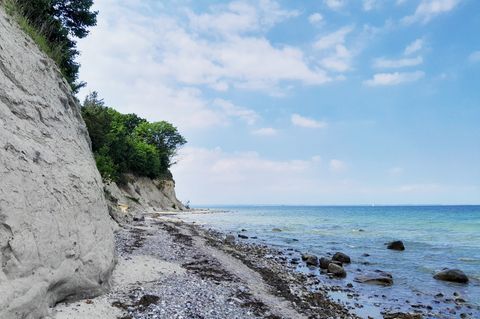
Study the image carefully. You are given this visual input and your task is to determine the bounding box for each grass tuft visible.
[2,0,65,71]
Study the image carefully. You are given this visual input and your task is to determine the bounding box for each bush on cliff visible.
[3,0,97,92]
[81,92,186,182]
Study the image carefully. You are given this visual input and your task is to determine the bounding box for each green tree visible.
[134,121,187,169]
[8,0,98,91]
[80,92,186,182]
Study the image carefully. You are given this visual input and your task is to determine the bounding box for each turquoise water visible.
[182,206,480,318]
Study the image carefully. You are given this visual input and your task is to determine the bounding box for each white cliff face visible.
[105,174,186,223]
[0,8,115,319]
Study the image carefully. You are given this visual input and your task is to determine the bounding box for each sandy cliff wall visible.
[0,8,115,319]
[105,174,186,223]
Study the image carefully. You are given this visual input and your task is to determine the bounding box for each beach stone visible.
[434,269,469,283]
[387,240,405,251]
[224,235,236,245]
[383,313,422,319]
[332,252,351,264]
[238,234,249,239]
[133,214,145,222]
[319,257,331,269]
[354,271,393,286]
[328,263,347,278]
[301,254,319,267]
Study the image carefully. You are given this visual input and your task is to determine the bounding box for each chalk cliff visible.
[0,7,115,319]
[105,174,186,224]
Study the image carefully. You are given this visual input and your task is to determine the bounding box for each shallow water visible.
[182,205,480,318]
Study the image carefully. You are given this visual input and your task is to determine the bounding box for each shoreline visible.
[49,210,476,319]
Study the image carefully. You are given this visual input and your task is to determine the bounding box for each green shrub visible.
[81,92,186,182]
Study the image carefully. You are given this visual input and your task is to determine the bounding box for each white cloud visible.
[324,0,346,10]
[468,51,480,63]
[396,0,408,5]
[187,0,299,36]
[404,38,424,55]
[291,114,327,128]
[251,127,278,136]
[388,167,404,176]
[329,159,347,172]
[373,56,423,68]
[171,147,328,204]
[396,183,442,193]
[363,0,379,11]
[403,0,460,24]
[314,26,355,72]
[314,26,353,51]
[213,99,259,125]
[308,13,324,25]
[77,0,334,130]
[364,71,425,86]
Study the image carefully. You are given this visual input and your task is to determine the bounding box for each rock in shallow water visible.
[332,252,351,264]
[433,269,469,283]
[354,271,393,286]
[319,257,331,269]
[387,240,405,251]
[328,263,347,278]
[301,254,318,267]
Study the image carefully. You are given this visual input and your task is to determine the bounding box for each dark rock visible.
[301,254,319,267]
[383,313,422,319]
[354,271,393,286]
[238,234,249,239]
[387,240,405,251]
[271,228,282,232]
[240,228,247,232]
[319,257,331,269]
[133,215,145,222]
[332,252,351,264]
[328,263,346,278]
[433,269,469,283]
[362,253,370,257]
[291,258,300,265]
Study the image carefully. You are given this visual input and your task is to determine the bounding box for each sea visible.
[181,205,480,319]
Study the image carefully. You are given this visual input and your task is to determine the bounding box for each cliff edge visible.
[0,7,115,319]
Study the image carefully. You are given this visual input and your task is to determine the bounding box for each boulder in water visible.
[387,240,405,251]
[332,252,351,264]
[328,263,347,278]
[433,269,469,283]
[354,271,393,286]
[319,257,331,269]
[301,254,318,267]
[271,228,282,232]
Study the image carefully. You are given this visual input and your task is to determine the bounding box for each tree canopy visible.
[81,92,187,182]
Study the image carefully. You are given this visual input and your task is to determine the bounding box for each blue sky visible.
[78,0,480,205]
